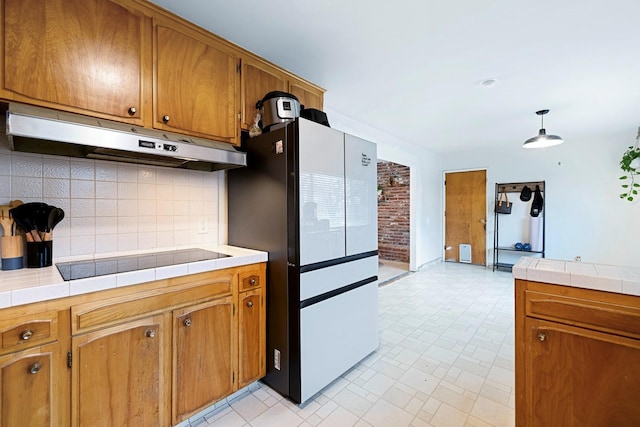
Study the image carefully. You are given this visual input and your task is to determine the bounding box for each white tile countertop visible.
[0,245,267,308]
[512,257,640,297]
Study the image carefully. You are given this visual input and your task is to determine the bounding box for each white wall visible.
[441,131,640,267]
[325,108,444,270]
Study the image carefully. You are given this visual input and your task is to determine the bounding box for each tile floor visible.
[181,261,515,427]
[378,259,411,285]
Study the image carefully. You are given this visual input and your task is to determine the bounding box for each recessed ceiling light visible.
[480,78,498,87]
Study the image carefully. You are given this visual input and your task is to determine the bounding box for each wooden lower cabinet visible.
[173,298,234,424]
[0,343,60,427]
[238,289,265,388]
[0,264,265,426]
[516,279,640,426]
[0,308,69,427]
[524,318,640,426]
[72,315,169,427]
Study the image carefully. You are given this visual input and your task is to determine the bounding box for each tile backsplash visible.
[0,140,223,259]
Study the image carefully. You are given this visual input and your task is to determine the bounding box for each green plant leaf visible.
[622,184,629,188]
[629,196,634,201]
[620,176,629,179]
[633,190,638,195]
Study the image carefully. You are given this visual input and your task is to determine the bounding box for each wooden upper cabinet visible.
[288,78,324,111]
[154,22,240,144]
[240,57,287,130]
[2,0,148,124]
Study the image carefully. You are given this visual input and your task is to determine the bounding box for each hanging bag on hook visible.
[495,189,512,214]
[530,185,543,217]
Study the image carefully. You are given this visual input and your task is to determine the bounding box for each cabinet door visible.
[72,316,167,427]
[0,344,60,427]
[173,297,234,424]
[155,23,239,144]
[288,78,324,111]
[241,57,287,130]
[238,290,265,388]
[526,318,640,426]
[3,0,147,123]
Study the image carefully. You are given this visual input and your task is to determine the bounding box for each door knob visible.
[184,318,192,327]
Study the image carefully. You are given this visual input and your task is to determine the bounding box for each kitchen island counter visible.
[0,244,267,308]
[514,258,640,425]
[512,256,640,297]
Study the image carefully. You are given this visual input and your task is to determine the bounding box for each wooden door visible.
[0,345,57,427]
[3,0,147,123]
[444,170,486,265]
[238,290,265,388]
[525,318,640,426]
[72,316,167,427]
[288,78,324,111]
[173,297,234,424]
[241,58,287,130]
[155,23,239,144]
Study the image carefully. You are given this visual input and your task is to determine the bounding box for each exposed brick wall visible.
[377,161,410,263]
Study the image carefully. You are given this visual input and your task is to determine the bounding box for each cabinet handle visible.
[162,115,170,123]
[146,329,156,338]
[128,106,137,116]
[537,332,547,342]
[249,278,257,286]
[184,318,192,327]
[20,330,33,341]
[246,301,253,308]
[29,362,41,374]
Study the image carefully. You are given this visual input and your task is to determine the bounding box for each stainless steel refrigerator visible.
[228,118,379,404]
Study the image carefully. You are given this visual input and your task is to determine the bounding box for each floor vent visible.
[459,244,472,263]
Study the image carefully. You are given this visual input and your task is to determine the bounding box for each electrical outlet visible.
[274,349,281,370]
[198,217,208,234]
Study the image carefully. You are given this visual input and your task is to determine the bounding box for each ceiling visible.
[149,0,640,154]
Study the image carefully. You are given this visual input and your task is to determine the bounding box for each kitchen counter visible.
[512,257,640,297]
[0,244,267,308]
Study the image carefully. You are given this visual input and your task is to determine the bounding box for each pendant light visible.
[523,109,564,148]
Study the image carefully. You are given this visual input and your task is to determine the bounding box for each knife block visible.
[1,235,24,270]
[26,240,52,268]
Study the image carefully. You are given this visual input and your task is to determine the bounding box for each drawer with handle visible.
[240,272,262,292]
[0,310,59,354]
[525,289,640,340]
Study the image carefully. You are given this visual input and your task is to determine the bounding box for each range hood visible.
[5,103,246,171]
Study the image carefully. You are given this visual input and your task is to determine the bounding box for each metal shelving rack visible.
[493,181,545,271]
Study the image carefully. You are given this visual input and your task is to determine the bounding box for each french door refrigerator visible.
[228,118,379,404]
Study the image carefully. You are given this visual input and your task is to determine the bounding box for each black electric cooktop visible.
[56,248,230,281]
